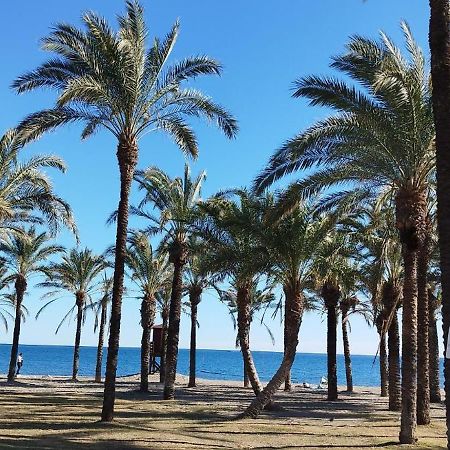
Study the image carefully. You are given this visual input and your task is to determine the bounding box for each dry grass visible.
[0,374,446,449]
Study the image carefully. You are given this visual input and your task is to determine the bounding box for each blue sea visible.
[0,344,443,387]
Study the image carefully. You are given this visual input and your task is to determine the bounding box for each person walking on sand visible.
[17,353,23,375]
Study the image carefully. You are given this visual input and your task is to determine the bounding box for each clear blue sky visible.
[0,0,438,356]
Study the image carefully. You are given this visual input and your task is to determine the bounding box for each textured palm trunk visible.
[382,282,401,410]
[140,294,155,392]
[159,309,169,384]
[102,135,138,422]
[417,227,431,425]
[164,241,187,400]
[388,311,401,410]
[243,361,249,387]
[399,246,418,443]
[7,275,27,382]
[396,188,426,444]
[341,306,353,393]
[188,288,201,388]
[95,300,107,383]
[237,284,263,396]
[241,283,303,418]
[379,332,389,398]
[428,290,441,403]
[429,1,450,445]
[72,292,85,381]
[284,306,292,392]
[323,283,340,401]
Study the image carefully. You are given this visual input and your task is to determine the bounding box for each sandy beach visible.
[0,373,445,449]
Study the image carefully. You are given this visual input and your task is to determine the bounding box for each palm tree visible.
[183,239,218,388]
[339,294,369,393]
[241,204,333,417]
[156,285,171,383]
[13,1,237,421]
[356,204,403,410]
[429,1,450,443]
[135,164,207,399]
[199,190,270,397]
[90,273,113,383]
[254,25,433,443]
[124,231,171,392]
[38,248,106,380]
[313,237,358,402]
[218,280,276,388]
[0,130,76,239]
[2,228,63,381]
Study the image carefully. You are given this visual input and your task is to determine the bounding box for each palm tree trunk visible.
[188,288,201,388]
[164,242,187,400]
[327,303,338,401]
[382,281,401,409]
[388,311,401,411]
[429,1,450,444]
[72,294,84,381]
[95,301,107,383]
[237,284,263,396]
[428,290,441,403]
[284,305,292,392]
[7,275,26,382]
[417,229,431,425]
[102,136,138,422]
[399,243,419,444]
[322,283,340,401]
[140,296,151,392]
[379,332,388,398]
[240,284,303,418]
[160,309,169,384]
[341,307,353,393]
[396,187,427,444]
[243,363,250,388]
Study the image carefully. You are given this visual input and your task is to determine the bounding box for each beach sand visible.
[0,373,446,449]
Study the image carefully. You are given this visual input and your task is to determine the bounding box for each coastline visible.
[0,372,446,449]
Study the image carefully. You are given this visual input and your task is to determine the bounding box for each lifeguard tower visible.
[149,324,163,374]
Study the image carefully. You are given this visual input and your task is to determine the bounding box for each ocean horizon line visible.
[0,342,382,359]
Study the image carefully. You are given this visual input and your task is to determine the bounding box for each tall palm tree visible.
[219,280,276,388]
[313,237,358,402]
[199,190,270,397]
[2,228,63,381]
[183,239,218,388]
[241,204,333,417]
[254,25,433,443]
[339,294,370,393]
[124,231,171,392]
[37,248,106,380]
[135,164,207,399]
[156,285,171,384]
[13,1,237,420]
[356,204,403,410]
[89,273,113,383]
[429,1,450,443]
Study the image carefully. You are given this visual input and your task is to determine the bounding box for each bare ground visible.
[0,374,446,449]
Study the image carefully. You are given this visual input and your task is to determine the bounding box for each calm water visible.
[0,344,443,387]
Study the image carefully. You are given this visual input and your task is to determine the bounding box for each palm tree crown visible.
[13,0,238,152]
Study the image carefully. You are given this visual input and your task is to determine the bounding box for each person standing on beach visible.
[16,353,23,375]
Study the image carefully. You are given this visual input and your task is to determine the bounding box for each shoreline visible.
[2,373,445,397]
[0,373,446,449]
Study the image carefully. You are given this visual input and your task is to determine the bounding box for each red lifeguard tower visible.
[149,324,163,374]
